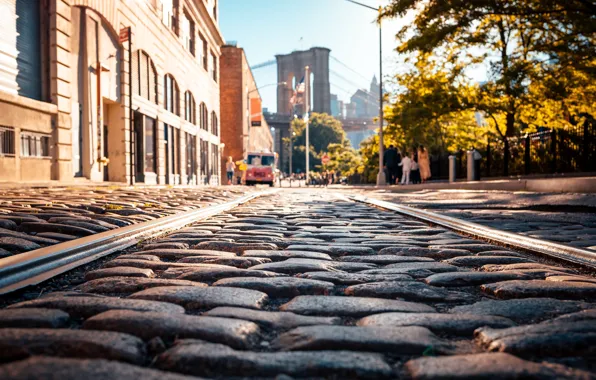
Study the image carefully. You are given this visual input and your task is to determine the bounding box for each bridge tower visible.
[276,47,331,115]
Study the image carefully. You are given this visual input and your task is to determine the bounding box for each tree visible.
[285,113,356,174]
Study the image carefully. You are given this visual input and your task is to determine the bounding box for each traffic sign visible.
[321,154,330,164]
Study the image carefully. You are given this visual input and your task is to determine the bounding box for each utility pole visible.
[305,65,310,185]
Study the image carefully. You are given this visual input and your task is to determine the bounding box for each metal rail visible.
[0,190,273,295]
[348,194,596,269]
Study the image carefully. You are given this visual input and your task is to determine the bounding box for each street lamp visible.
[346,0,386,186]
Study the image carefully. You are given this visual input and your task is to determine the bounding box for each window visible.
[199,103,208,131]
[186,132,197,182]
[20,132,50,157]
[211,111,218,136]
[180,10,195,55]
[133,51,158,104]
[161,0,177,33]
[210,143,218,175]
[213,0,218,21]
[200,138,208,177]
[164,74,180,115]
[201,35,208,70]
[211,52,217,81]
[184,91,196,124]
[145,116,157,173]
[0,127,15,156]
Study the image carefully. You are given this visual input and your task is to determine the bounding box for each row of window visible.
[133,51,219,136]
[158,0,218,82]
[0,127,50,158]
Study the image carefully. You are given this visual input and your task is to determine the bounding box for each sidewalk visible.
[331,176,596,194]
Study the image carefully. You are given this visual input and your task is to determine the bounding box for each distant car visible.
[245,151,278,186]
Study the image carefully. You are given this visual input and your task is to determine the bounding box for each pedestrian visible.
[410,151,420,184]
[398,154,412,185]
[418,145,431,183]
[226,156,236,185]
[472,147,482,180]
[383,145,399,185]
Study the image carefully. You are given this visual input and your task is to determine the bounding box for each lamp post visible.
[346,0,386,186]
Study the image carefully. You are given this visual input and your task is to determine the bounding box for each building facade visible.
[220,44,273,174]
[0,0,223,184]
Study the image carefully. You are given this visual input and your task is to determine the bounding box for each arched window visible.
[184,91,196,124]
[211,111,218,136]
[164,74,180,115]
[132,50,157,103]
[199,102,208,131]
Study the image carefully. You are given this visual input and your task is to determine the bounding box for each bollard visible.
[448,155,457,183]
[467,150,475,181]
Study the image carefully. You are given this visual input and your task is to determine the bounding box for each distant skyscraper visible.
[330,94,340,117]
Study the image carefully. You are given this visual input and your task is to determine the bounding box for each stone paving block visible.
[141,242,190,250]
[379,247,472,259]
[358,312,515,336]
[424,271,530,287]
[83,310,260,349]
[359,267,436,278]
[0,357,202,380]
[36,232,78,241]
[0,328,145,364]
[84,267,156,281]
[345,281,470,302]
[18,222,96,236]
[156,340,393,378]
[129,286,268,310]
[280,295,435,317]
[551,309,596,323]
[476,321,596,357]
[76,277,205,294]
[204,307,340,329]
[545,275,596,284]
[243,249,333,261]
[116,254,162,261]
[481,280,596,299]
[0,308,70,328]
[444,255,533,267]
[450,298,591,323]
[8,295,185,318]
[104,259,237,272]
[249,258,341,274]
[0,248,11,257]
[0,236,41,252]
[475,250,527,257]
[383,261,460,273]
[194,241,277,253]
[0,228,60,244]
[340,255,435,264]
[0,219,17,230]
[403,352,595,380]
[286,245,334,254]
[481,263,576,274]
[139,249,238,260]
[161,266,284,282]
[213,277,334,297]
[272,325,453,354]
[177,256,270,268]
[297,271,414,284]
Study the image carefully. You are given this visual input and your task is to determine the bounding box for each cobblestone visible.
[345,281,470,302]
[83,310,260,349]
[0,328,145,364]
[482,280,596,299]
[212,277,334,297]
[76,277,205,295]
[280,295,435,316]
[0,308,70,328]
[204,307,340,329]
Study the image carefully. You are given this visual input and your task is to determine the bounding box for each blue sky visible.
[219,0,487,112]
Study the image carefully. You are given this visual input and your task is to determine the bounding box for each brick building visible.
[220,44,273,175]
[0,0,222,184]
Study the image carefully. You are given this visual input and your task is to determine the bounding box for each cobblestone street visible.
[0,188,595,379]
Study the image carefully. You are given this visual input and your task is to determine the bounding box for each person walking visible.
[418,145,431,183]
[383,145,399,185]
[226,156,236,185]
[472,147,482,180]
[398,154,412,185]
[410,151,420,184]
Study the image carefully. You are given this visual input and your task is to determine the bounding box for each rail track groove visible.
[0,190,273,294]
[348,193,596,270]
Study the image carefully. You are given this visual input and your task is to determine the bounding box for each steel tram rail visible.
[347,193,596,270]
[0,190,275,295]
